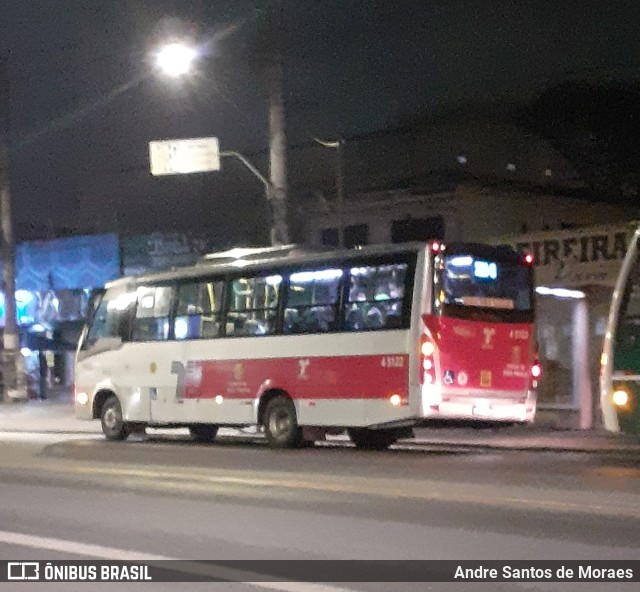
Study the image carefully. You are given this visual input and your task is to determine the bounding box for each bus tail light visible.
[420,335,436,385]
[531,356,541,386]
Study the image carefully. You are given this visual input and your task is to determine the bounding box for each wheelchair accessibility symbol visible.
[443,370,455,385]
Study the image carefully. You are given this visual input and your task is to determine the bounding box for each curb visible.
[1,427,639,454]
[405,439,640,454]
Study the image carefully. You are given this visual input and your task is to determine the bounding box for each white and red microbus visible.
[75,241,537,449]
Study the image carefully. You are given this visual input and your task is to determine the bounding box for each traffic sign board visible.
[149,137,220,176]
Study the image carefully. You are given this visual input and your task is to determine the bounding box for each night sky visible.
[1,0,638,242]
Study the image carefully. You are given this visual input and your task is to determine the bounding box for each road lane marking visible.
[0,529,172,561]
[0,432,103,443]
[7,460,640,520]
[0,529,358,592]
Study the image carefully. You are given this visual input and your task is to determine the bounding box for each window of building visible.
[321,224,369,248]
[131,286,173,341]
[345,263,408,331]
[391,217,444,243]
[175,279,224,340]
[345,224,369,248]
[226,275,282,337]
[321,228,338,247]
[284,268,343,334]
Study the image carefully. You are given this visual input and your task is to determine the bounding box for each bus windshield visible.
[435,252,533,318]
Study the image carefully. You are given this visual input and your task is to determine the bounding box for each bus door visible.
[169,278,237,424]
[129,285,182,424]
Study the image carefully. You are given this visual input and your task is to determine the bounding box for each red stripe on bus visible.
[183,354,410,400]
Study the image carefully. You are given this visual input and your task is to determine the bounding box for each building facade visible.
[302,182,634,249]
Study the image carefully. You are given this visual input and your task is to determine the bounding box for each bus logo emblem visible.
[298,359,310,380]
[458,371,468,386]
[482,328,496,349]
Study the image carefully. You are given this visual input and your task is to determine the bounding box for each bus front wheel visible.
[263,396,302,449]
[100,396,128,441]
[348,428,397,451]
[189,424,218,443]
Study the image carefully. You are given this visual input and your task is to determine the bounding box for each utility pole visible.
[0,56,27,402]
[263,0,291,246]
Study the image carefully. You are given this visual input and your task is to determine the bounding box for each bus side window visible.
[175,279,224,340]
[618,277,640,349]
[226,275,282,337]
[345,263,407,331]
[284,268,343,335]
[131,286,174,342]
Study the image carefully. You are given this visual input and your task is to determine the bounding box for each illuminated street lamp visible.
[153,32,291,246]
[155,43,198,78]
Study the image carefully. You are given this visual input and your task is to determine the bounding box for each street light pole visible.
[0,56,27,402]
[335,138,346,249]
[314,137,347,248]
[263,5,290,246]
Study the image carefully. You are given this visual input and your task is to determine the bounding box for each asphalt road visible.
[0,431,639,592]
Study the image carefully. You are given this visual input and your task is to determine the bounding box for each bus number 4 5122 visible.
[381,356,404,368]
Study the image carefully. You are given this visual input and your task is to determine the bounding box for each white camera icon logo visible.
[8,562,40,580]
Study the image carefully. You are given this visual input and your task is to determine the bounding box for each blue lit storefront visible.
[0,231,218,397]
[0,234,120,397]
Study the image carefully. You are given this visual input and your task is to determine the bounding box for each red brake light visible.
[524,253,534,265]
[431,241,441,253]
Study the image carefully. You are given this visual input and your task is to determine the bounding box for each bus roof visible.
[105,241,520,288]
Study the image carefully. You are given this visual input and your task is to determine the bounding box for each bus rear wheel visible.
[348,428,397,451]
[100,396,128,441]
[263,396,302,449]
[189,424,218,443]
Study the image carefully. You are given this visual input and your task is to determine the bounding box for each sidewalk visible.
[0,396,99,434]
[409,426,640,453]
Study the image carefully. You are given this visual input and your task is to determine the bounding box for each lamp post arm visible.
[220,150,272,194]
[313,137,341,149]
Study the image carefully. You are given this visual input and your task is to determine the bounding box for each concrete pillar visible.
[573,298,593,429]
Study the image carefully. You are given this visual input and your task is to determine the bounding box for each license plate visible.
[472,405,492,417]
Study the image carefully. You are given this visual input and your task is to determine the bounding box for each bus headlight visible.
[76,391,89,406]
[612,389,629,408]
